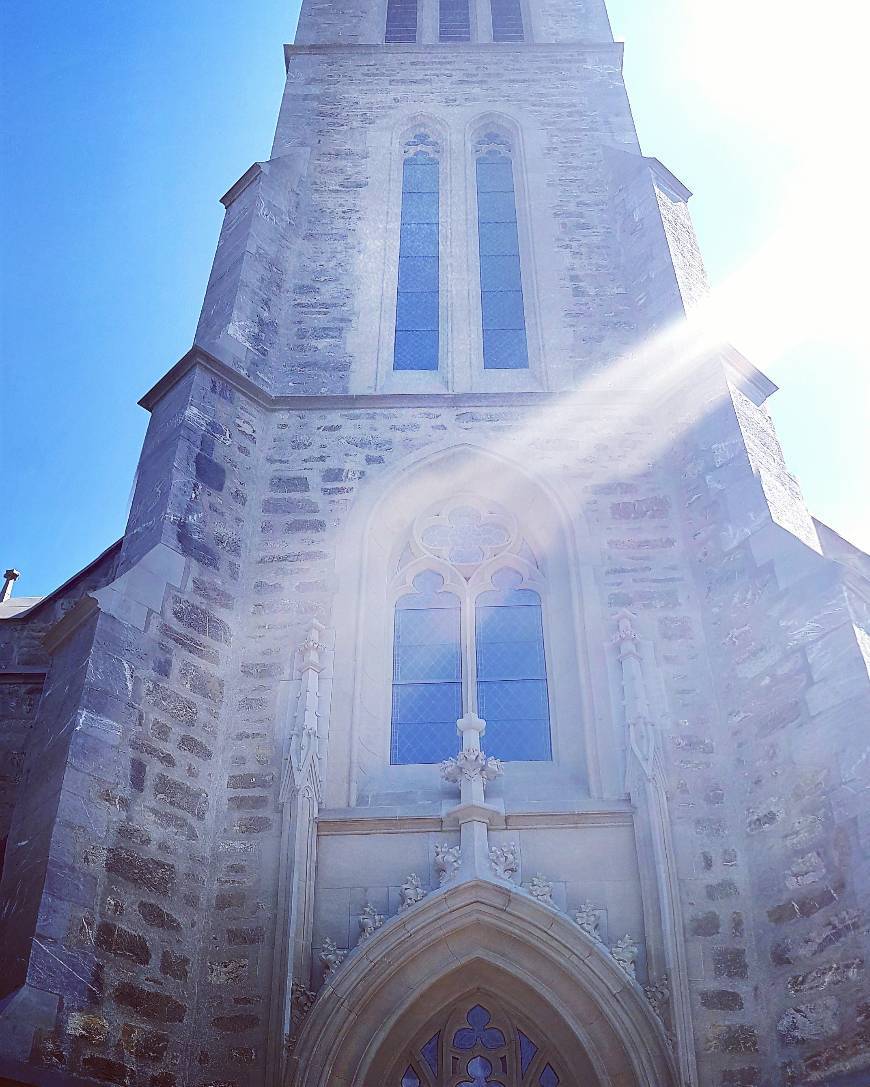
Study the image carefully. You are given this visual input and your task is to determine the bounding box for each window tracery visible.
[390,495,551,764]
[397,1000,561,1086]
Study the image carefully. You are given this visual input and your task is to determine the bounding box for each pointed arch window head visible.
[394,139,441,372]
[390,498,551,765]
[386,0,418,42]
[475,135,529,371]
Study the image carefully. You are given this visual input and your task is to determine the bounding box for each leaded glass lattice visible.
[476,148,529,369]
[386,0,418,41]
[490,0,524,41]
[395,147,439,371]
[391,571,461,764]
[475,569,551,761]
[440,0,471,40]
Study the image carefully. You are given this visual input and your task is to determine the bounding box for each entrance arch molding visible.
[286,880,676,1087]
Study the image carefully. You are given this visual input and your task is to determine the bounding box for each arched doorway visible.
[286,880,675,1087]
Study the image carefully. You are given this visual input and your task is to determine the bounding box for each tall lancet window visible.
[390,498,552,764]
[394,137,440,371]
[490,0,525,41]
[439,0,471,41]
[385,0,418,42]
[475,133,529,369]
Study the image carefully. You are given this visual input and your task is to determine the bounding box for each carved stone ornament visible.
[526,874,554,906]
[611,933,639,979]
[489,841,519,882]
[319,936,346,977]
[398,872,427,911]
[290,980,316,1030]
[435,842,461,885]
[644,972,671,1020]
[358,903,385,943]
[571,900,602,941]
[440,747,503,784]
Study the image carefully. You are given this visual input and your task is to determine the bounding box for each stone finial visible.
[398,872,427,911]
[489,841,519,882]
[526,874,554,906]
[435,843,461,885]
[1,569,20,603]
[612,934,639,978]
[319,936,346,978]
[358,903,384,943]
[572,900,602,940]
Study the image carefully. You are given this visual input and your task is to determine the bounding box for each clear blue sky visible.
[2,1,866,597]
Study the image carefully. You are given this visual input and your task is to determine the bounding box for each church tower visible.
[2,1,869,1086]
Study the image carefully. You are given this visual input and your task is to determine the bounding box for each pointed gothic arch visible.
[286,879,676,1086]
[326,441,619,810]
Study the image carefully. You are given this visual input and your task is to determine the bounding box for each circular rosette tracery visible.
[414,496,518,578]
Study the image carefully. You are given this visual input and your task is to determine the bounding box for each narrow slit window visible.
[475,568,551,760]
[490,0,524,41]
[476,145,529,370]
[385,0,418,42]
[440,0,471,41]
[391,571,462,764]
[394,147,440,371]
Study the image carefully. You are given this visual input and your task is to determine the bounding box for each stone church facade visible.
[1,0,869,1084]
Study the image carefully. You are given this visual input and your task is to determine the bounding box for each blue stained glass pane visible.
[395,643,460,682]
[440,0,470,40]
[477,640,545,679]
[479,255,522,291]
[396,606,459,642]
[399,256,439,292]
[401,191,439,223]
[476,601,542,638]
[393,329,439,370]
[396,291,439,330]
[490,0,524,40]
[518,1030,538,1076]
[476,189,518,223]
[394,681,461,722]
[481,290,525,329]
[539,1065,559,1087]
[483,329,528,369]
[401,1068,421,1087]
[386,0,417,40]
[403,162,439,192]
[478,221,520,256]
[392,711,459,764]
[453,1005,506,1050]
[421,1032,440,1076]
[475,587,551,761]
[399,222,439,256]
[476,161,515,192]
[478,679,548,720]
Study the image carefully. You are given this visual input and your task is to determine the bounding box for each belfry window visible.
[490,0,524,41]
[475,135,529,370]
[390,498,551,764]
[385,0,418,42]
[440,0,471,41]
[394,140,440,371]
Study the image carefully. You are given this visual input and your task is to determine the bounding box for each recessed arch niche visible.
[326,441,608,810]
